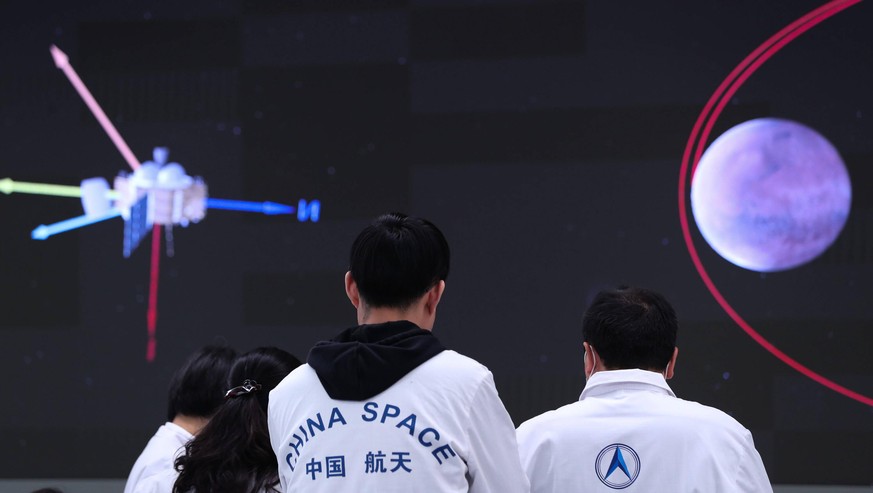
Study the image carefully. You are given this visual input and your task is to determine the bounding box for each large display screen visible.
[1,0,870,485]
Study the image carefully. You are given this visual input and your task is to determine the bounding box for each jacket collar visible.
[579,368,676,401]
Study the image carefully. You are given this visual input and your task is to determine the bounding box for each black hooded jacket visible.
[307,320,446,401]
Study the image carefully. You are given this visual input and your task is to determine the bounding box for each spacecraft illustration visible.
[1,46,321,361]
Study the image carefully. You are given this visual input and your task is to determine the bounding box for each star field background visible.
[1,0,872,484]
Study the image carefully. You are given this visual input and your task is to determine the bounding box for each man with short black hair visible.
[269,213,529,492]
[516,286,772,492]
[124,344,237,493]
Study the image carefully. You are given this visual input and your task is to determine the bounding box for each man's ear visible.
[345,271,360,309]
[665,347,679,380]
[424,280,446,315]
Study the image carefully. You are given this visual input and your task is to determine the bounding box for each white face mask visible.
[586,348,598,381]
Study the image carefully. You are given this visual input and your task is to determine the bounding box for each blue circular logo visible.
[595,443,641,489]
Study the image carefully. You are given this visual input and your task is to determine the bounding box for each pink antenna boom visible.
[50,45,141,171]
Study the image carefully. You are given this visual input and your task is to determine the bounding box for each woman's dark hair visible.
[350,212,450,309]
[173,347,302,493]
[167,345,237,422]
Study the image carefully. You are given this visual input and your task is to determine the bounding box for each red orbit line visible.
[678,0,873,407]
[679,0,859,242]
[690,0,861,175]
[681,0,859,240]
[146,224,161,362]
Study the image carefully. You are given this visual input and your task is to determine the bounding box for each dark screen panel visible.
[412,103,769,163]
[0,190,81,327]
[773,432,873,484]
[242,0,407,15]
[243,271,350,327]
[78,20,242,70]
[240,64,411,219]
[80,70,239,122]
[0,427,148,478]
[411,2,586,60]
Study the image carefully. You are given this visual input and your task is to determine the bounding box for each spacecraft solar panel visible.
[123,195,151,258]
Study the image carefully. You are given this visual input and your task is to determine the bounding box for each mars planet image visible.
[691,118,852,272]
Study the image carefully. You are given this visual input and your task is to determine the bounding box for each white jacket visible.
[517,369,772,492]
[124,422,191,493]
[269,350,529,493]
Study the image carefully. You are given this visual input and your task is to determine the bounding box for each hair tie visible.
[225,379,262,399]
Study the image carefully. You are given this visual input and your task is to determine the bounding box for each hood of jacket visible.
[307,320,445,400]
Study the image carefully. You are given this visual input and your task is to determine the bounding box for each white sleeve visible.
[464,372,530,493]
[736,435,773,493]
[516,421,557,493]
[132,470,177,493]
[267,389,289,493]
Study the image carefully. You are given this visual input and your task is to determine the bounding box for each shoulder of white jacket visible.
[431,349,492,374]
[517,400,580,430]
